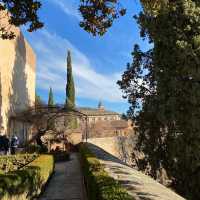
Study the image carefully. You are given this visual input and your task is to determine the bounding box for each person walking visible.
[0,127,6,155]
[3,135,10,155]
[10,135,19,155]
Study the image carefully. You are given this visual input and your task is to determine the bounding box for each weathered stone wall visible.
[87,114,120,124]
[0,12,36,139]
[87,135,137,165]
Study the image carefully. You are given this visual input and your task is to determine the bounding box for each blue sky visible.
[23,0,149,113]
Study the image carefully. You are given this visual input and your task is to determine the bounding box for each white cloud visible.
[49,0,81,20]
[27,29,124,103]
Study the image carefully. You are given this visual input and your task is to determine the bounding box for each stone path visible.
[39,152,86,200]
[87,143,185,200]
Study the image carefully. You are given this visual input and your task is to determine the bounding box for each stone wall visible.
[0,12,36,140]
[87,135,137,165]
[87,114,120,124]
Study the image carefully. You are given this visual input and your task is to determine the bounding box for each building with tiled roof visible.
[77,101,133,138]
[77,102,121,124]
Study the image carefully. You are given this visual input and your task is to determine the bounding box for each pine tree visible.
[65,50,75,109]
[48,87,54,107]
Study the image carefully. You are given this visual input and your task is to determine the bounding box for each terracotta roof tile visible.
[77,107,119,116]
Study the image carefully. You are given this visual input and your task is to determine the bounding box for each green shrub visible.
[0,155,54,200]
[25,144,48,154]
[79,144,133,200]
[0,154,38,173]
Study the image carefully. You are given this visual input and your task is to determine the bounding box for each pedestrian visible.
[3,135,10,155]
[0,127,5,155]
[11,135,19,155]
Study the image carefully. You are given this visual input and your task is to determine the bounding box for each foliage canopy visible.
[118,1,200,199]
[0,0,43,39]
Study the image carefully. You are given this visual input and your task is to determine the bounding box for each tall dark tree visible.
[79,2,200,198]
[65,50,75,109]
[48,87,54,107]
[117,1,200,199]
[47,87,55,130]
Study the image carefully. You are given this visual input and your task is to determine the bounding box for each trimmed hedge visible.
[0,154,38,173]
[79,144,133,200]
[0,155,54,200]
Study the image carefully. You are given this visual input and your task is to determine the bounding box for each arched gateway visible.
[10,104,89,149]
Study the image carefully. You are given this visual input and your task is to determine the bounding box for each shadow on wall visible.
[87,135,137,166]
[86,142,128,166]
[7,31,30,141]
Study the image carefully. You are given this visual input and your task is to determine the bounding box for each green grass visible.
[79,144,133,200]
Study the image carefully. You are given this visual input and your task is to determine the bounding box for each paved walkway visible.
[87,143,185,200]
[39,152,86,200]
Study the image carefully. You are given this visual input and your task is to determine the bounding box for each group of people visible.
[0,127,19,155]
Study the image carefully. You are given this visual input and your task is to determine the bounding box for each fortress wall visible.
[87,135,136,165]
[0,11,36,137]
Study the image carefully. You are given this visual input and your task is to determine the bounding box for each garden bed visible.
[0,154,54,200]
[0,154,38,173]
[79,144,133,200]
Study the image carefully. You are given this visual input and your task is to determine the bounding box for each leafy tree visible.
[79,0,126,36]
[48,87,54,107]
[118,1,200,199]
[79,0,164,36]
[65,50,75,109]
[79,1,200,198]
[0,0,43,39]
[0,0,159,40]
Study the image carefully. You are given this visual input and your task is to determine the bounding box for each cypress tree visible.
[35,93,44,107]
[65,50,75,108]
[48,87,54,107]
[47,87,55,130]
